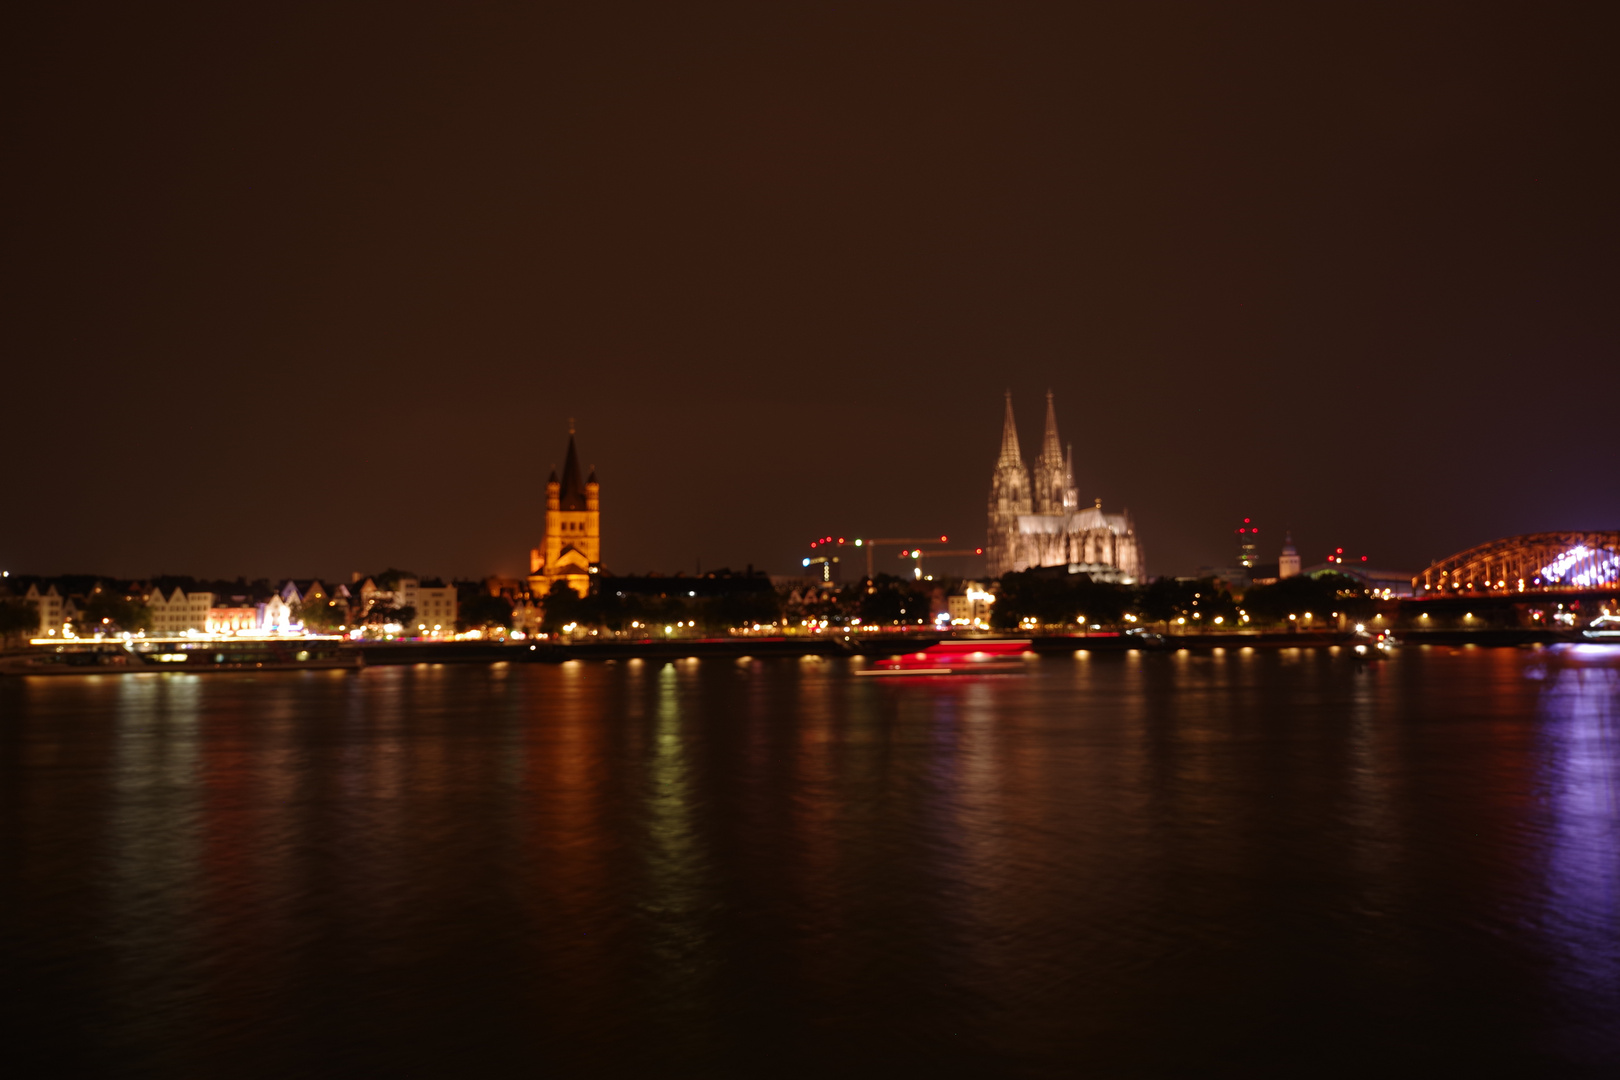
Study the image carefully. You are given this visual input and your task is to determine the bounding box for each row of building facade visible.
[16,574,459,638]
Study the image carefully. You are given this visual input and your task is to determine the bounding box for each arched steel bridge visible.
[1414,532,1620,595]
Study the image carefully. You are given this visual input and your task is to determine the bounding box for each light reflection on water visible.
[1533,652,1620,1051]
[2,647,1618,1076]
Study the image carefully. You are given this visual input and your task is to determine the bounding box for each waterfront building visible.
[529,426,601,599]
[147,587,214,635]
[409,579,458,635]
[24,584,66,637]
[986,392,1145,581]
[355,576,394,614]
[349,575,455,633]
[280,580,318,607]
[947,581,995,627]
[207,603,261,633]
[260,593,295,633]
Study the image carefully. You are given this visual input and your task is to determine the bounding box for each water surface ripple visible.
[3,646,1618,1076]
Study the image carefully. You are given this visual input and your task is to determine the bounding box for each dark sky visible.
[6,3,1617,583]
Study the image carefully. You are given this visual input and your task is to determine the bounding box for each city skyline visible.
[0,399,1606,583]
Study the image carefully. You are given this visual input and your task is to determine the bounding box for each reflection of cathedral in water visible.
[986,391,1145,581]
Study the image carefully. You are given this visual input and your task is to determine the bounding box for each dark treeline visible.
[537,571,936,635]
[990,569,1376,630]
[542,571,782,634]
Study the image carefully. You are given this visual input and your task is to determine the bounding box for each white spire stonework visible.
[986,391,1033,576]
[1032,390,1068,515]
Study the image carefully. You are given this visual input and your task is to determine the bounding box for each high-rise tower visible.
[1236,517,1258,568]
[529,425,601,599]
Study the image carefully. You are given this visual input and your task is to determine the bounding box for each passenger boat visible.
[1352,626,1396,659]
[0,636,362,675]
[857,638,1031,676]
[1583,614,1620,641]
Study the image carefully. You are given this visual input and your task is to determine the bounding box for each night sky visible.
[7,4,1616,583]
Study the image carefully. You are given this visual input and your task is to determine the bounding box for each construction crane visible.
[807,535,956,579]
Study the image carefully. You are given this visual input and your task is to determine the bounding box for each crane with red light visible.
[807,535,963,579]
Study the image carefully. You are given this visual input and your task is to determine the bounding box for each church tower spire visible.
[998,390,1023,467]
[1040,390,1063,465]
[529,424,602,600]
[987,391,1033,576]
[1031,389,1068,514]
[1063,443,1079,511]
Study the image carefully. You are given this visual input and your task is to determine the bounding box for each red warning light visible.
[940,535,948,542]
[1360,555,1368,562]
[1336,548,1344,554]
[837,537,844,544]
[975,548,983,554]
[1243,518,1251,524]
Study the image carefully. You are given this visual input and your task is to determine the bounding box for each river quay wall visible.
[351,629,1465,666]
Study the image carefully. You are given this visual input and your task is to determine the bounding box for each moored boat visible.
[1,635,362,675]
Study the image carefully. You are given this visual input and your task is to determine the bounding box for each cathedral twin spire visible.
[986,390,1144,580]
[991,389,1079,524]
[1025,390,1077,514]
[1040,390,1063,469]
[998,391,1024,468]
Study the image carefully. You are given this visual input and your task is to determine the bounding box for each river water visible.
[3,645,1618,1077]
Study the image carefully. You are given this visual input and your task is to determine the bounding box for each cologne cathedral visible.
[986,392,1145,581]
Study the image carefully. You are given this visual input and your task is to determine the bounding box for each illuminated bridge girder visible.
[1414,532,1620,596]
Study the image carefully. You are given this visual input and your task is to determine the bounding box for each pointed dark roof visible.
[558,434,587,510]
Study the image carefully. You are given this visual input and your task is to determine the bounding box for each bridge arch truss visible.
[1415,532,1620,595]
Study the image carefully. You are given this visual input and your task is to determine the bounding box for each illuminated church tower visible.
[986,392,1032,576]
[529,424,600,598]
[1031,390,1070,514]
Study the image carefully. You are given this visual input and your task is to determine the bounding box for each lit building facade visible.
[260,594,294,632]
[529,427,601,599]
[986,392,1144,581]
[147,587,214,635]
[410,582,457,635]
[1279,532,1301,579]
[24,584,66,637]
[947,582,995,627]
[207,604,260,633]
